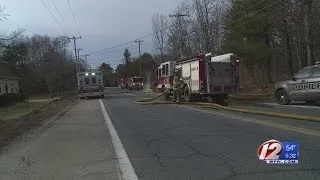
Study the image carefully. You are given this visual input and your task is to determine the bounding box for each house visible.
[0,61,19,95]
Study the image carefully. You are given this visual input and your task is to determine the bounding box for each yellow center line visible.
[182,105,320,136]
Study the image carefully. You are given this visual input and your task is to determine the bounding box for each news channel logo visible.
[257,139,298,164]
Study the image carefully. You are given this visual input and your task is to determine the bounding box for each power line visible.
[93,40,154,55]
[228,0,282,26]
[161,0,303,55]
[51,0,68,32]
[86,31,165,55]
[40,0,67,34]
[67,0,81,35]
[86,0,271,56]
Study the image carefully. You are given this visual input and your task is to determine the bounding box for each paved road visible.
[232,101,320,117]
[0,87,319,179]
[103,88,320,180]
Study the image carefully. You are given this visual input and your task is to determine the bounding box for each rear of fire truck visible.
[127,76,144,90]
[157,52,239,103]
[120,77,127,89]
[77,71,104,99]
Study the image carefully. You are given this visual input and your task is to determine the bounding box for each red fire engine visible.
[120,77,128,89]
[155,52,240,102]
[120,76,144,90]
[127,76,144,90]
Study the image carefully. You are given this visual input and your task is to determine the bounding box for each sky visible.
[0,0,183,69]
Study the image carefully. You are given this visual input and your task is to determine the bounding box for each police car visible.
[274,61,320,105]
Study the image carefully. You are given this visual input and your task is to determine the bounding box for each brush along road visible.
[134,90,320,122]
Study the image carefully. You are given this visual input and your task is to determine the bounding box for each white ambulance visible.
[77,71,104,99]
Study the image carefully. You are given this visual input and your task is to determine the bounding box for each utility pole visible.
[83,54,90,71]
[304,0,312,65]
[77,48,83,72]
[134,40,144,58]
[169,14,188,59]
[68,36,81,73]
[134,40,144,75]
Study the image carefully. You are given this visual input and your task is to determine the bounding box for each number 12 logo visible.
[257,139,283,160]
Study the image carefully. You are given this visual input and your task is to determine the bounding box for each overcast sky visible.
[0,0,182,69]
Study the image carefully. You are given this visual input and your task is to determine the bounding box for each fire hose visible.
[134,90,320,122]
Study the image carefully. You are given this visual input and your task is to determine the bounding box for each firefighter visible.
[172,69,183,103]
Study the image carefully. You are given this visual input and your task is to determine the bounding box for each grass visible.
[0,101,49,121]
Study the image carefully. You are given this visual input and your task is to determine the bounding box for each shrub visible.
[0,93,20,107]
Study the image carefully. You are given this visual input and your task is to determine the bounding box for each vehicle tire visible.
[275,89,291,105]
[183,86,192,102]
[306,101,316,105]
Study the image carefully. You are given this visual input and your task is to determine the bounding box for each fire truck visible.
[77,71,105,99]
[127,76,144,90]
[155,52,240,102]
[120,77,128,89]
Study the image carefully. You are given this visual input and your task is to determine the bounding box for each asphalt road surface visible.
[103,87,320,180]
[233,101,320,117]
[0,87,319,180]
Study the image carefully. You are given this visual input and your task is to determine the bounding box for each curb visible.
[229,94,273,100]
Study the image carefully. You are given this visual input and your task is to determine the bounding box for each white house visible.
[0,61,19,95]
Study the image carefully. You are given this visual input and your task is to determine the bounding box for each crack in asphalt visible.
[143,131,238,175]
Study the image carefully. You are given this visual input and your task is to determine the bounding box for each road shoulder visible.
[0,99,120,179]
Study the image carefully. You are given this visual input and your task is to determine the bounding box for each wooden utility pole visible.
[84,54,90,71]
[169,14,188,59]
[135,40,144,75]
[68,36,81,73]
[76,48,83,72]
[134,40,144,58]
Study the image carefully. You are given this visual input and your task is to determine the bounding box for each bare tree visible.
[0,6,8,22]
[152,13,168,62]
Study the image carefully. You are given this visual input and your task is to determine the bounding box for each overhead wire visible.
[86,40,155,57]
[160,0,303,55]
[51,0,69,34]
[67,0,81,35]
[86,0,270,55]
[40,0,67,35]
[87,0,293,67]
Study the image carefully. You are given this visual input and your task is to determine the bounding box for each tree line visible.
[98,49,158,87]
[1,34,80,97]
[0,7,83,97]
[150,0,320,90]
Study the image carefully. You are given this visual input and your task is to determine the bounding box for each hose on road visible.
[134,90,320,122]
